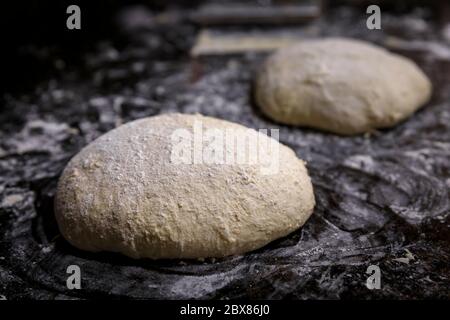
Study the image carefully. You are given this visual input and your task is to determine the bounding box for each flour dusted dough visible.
[55,113,315,259]
[255,38,432,135]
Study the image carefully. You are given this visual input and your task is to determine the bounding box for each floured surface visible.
[0,5,449,299]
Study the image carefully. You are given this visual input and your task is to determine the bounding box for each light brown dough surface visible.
[255,38,432,135]
[55,113,315,259]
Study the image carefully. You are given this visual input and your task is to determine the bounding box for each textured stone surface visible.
[0,5,449,299]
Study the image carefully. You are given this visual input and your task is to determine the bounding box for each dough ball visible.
[255,38,432,135]
[55,113,315,259]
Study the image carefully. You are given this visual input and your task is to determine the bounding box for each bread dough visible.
[254,38,432,135]
[55,113,315,259]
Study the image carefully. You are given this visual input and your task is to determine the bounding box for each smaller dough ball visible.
[255,38,432,135]
[54,113,315,259]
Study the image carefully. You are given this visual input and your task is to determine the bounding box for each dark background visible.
[0,0,449,299]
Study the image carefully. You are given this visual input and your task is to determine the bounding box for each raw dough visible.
[55,113,315,259]
[254,38,432,135]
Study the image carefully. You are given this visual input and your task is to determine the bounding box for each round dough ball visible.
[255,38,432,135]
[55,113,315,259]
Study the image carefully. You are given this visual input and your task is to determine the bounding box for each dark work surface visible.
[0,4,449,299]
